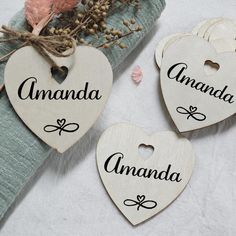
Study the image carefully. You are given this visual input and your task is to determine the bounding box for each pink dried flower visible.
[25,0,81,34]
[132,65,143,84]
[53,0,80,14]
[25,0,53,34]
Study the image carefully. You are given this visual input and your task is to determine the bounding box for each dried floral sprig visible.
[25,0,81,35]
[45,0,143,50]
[96,18,143,49]
[0,0,81,66]
[0,0,142,66]
[70,0,112,37]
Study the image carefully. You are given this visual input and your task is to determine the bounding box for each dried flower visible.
[25,0,53,35]
[132,65,143,84]
[32,0,143,51]
[96,18,142,49]
[53,0,81,14]
[25,0,52,27]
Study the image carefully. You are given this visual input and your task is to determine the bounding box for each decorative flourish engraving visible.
[44,118,79,136]
[124,195,157,211]
[176,106,206,121]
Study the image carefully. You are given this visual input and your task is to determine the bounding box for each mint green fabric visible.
[0,0,165,220]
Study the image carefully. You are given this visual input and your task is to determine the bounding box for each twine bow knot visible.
[0,25,76,68]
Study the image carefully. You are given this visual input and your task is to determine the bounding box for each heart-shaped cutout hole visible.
[51,66,69,84]
[138,144,154,160]
[204,60,220,76]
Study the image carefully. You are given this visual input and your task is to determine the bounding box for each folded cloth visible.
[0,0,165,220]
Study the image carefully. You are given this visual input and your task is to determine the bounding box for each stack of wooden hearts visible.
[156,17,236,67]
[155,17,236,132]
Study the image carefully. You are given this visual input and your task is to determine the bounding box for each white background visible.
[0,0,236,235]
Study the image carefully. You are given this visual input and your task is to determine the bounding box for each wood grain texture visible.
[155,33,191,68]
[97,123,195,225]
[5,46,113,153]
[160,35,236,132]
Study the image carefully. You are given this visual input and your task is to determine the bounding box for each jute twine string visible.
[0,25,76,69]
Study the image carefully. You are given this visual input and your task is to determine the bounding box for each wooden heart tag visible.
[96,123,195,225]
[5,46,113,153]
[160,35,236,132]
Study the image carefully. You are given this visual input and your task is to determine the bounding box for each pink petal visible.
[132,65,143,84]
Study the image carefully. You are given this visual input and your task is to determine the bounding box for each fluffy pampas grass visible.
[53,0,81,14]
[25,0,52,34]
[25,0,80,35]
